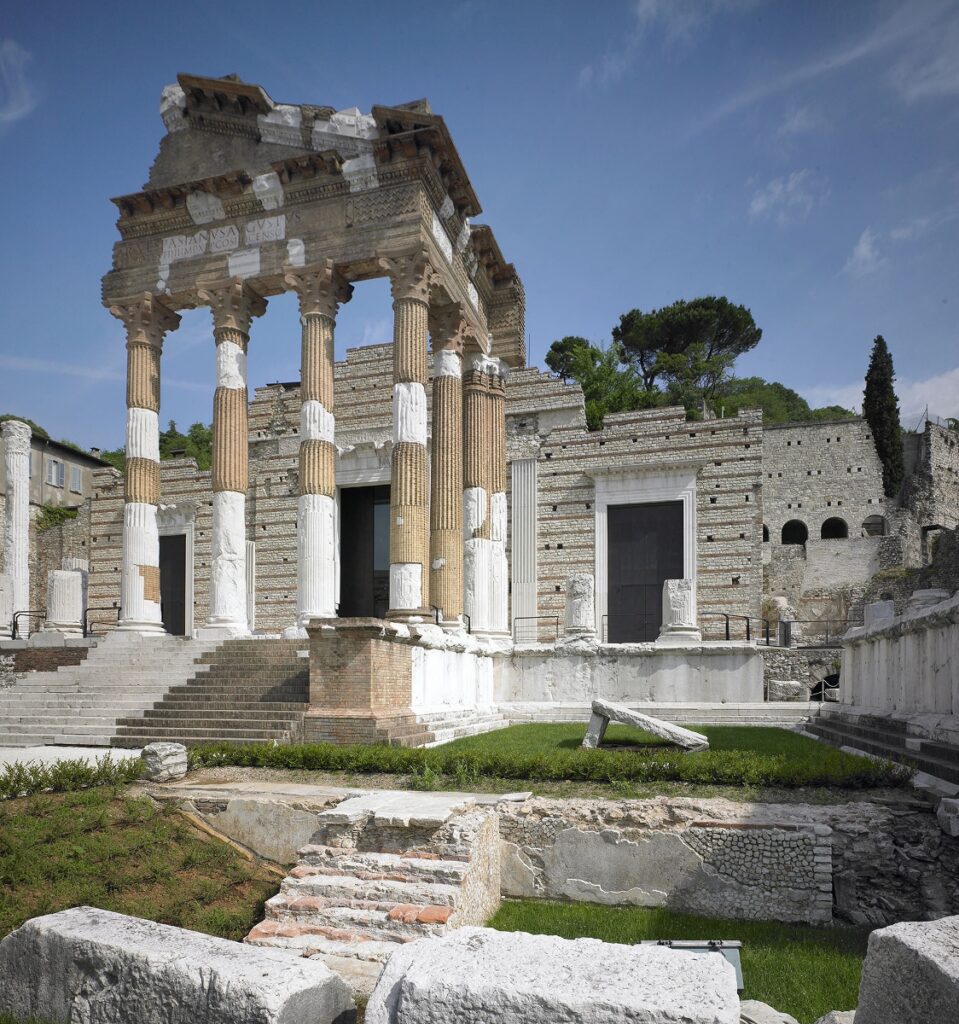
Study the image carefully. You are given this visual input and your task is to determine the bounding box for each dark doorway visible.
[607,501,684,643]
[159,534,187,636]
[339,485,391,618]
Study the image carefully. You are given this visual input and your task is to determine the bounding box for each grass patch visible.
[0,788,279,942]
[189,725,910,791]
[489,899,867,1024]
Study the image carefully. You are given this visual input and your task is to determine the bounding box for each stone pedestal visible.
[2,419,30,636]
[563,573,596,638]
[656,578,702,645]
[305,619,417,744]
[43,569,86,635]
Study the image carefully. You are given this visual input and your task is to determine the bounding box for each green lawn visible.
[490,899,867,1024]
[0,788,279,942]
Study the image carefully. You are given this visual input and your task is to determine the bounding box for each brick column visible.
[428,304,467,626]
[463,352,495,632]
[489,357,510,634]
[380,250,433,620]
[197,280,266,637]
[109,294,180,634]
[285,261,352,632]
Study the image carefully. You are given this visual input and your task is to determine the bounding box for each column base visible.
[197,622,251,640]
[283,624,309,639]
[386,607,435,625]
[116,618,166,636]
[655,627,703,646]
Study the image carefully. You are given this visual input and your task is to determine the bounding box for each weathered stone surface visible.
[936,797,959,837]
[0,907,355,1024]
[856,914,959,1024]
[811,1013,856,1024]
[140,741,188,782]
[863,599,895,629]
[740,1000,799,1024]
[583,698,709,751]
[366,926,739,1023]
[767,679,805,702]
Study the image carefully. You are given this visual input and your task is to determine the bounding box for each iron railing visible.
[83,606,120,638]
[11,610,45,640]
[513,615,561,644]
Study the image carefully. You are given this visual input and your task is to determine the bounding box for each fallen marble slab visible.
[317,790,476,827]
[0,906,355,1024]
[365,926,738,1023]
[583,698,709,751]
[855,913,959,1024]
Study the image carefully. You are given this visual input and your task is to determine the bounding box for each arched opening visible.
[862,515,886,537]
[762,525,769,543]
[781,520,808,545]
[821,517,848,540]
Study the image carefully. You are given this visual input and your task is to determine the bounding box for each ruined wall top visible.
[103,73,525,368]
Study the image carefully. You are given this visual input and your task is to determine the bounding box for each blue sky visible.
[1,0,957,450]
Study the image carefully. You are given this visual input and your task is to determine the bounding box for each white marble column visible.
[197,280,266,638]
[44,570,85,635]
[110,295,181,634]
[285,262,351,633]
[2,419,31,636]
[462,353,495,633]
[488,357,510,635]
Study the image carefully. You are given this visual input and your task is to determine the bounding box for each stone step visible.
[281,870,460,909]
[136,707,306,722]
[296,847,469,885]
[245,920,404,964]
[263,894,450,942]
[140,700,309,713]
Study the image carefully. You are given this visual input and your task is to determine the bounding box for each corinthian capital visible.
[429,302,468,354]
[378,248,434,305]
[110,292,181,349]
[284,260,353,319]
[1,419,31,455]
[197,278,267,335]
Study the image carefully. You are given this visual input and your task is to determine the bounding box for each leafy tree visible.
[544,338,648,429]
[711,378,855,424]
[613,297,761,411]
[862,335,904,497]
[99,420,214,473]
[545,336,592,382]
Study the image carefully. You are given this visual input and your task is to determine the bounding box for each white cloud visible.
[890,13,959,101]
[579,0,763,89]
[359,318,391,346]
[0,39,38,128]
[0,354,206,392]
[804,366,959,423]
[842,228,887,277]
[890,202,959,241]
[749,169,824,225]
[776,105,825,138]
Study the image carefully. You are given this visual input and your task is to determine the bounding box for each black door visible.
[339,485,390,617]
[159,534,187,636]
[607,501,684,642]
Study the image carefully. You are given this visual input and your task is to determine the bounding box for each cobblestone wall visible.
[759,646,841,691]
[29,504,92,623]
[902,423,959,532]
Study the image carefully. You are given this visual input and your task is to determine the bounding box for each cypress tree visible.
[863,335,904,497]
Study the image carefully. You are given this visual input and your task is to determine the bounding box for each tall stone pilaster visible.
[109,294,180,634]
[197,280,266,637]
[463,353,495,632]
[429,304,467,625]
[380,250,433,619]
[488,357,510,634]
[2,419,31,636]
[285,261,352,632]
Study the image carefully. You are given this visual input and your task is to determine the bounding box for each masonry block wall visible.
[903,422,959,531]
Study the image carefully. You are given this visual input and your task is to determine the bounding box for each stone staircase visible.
[0,632,222,747]
[501,701,821,728]
[245,791,500,996]
[112,638,311,748]
[807,704,959,784]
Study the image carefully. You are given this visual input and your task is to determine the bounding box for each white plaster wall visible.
[842,592,959,716]
[411,646,495,713]
[497,646,764,704]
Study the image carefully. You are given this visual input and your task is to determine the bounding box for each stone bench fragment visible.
[855,913,959,1024]
[582,697,709,751]
[0,906,355,1024]
[366,926,739,1023]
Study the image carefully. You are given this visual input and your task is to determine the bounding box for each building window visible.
[781,520,808,545]
[821,517,849,540]
[862,515,887,537]
[69,466,82,494]
[45,459,65,488]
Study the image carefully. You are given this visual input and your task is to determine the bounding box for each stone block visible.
[767,679,805,702]
[740,1000,799,1024]
[657,578,701,644]
[365,926,739,1023]
[583,698,709,751]
[904,588,952,616]
[140,742,188,782]
[564,573,595,636]
[811,1014,856,1024]
[44,569,85,635]
[936,797,959,837]
[856,914,959,1024]
[0,907,355,1024]
[863,600,895,629]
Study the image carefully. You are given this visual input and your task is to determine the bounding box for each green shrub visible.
[34,505,79,532]
[0,755,141,800]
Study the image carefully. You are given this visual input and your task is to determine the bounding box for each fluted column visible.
[489,358,510,634]
[197,279,266,637]
[285,261,352,632]
[429,304,467,625]
[2,419,31,636]
[463,352,495,632]
[379,249,433,619]
[109,294,180,634]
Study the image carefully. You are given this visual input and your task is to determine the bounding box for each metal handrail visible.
[11,610,46,640]
[513,615,561,643]
[83,606,120,638]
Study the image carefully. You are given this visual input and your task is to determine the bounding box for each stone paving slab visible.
[318,790,477,827]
